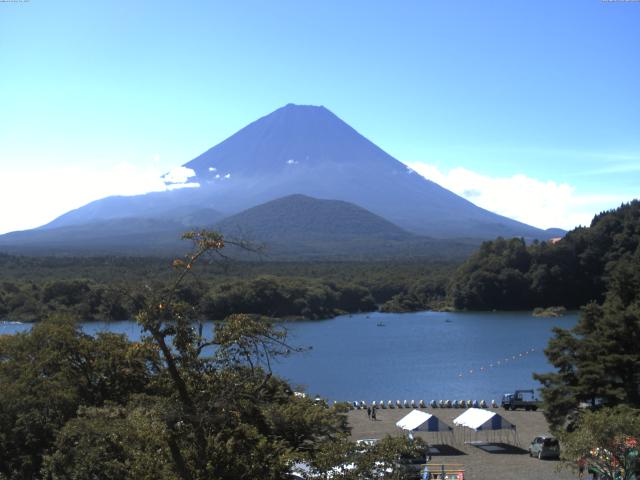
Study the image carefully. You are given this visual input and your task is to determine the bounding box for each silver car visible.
[529,436,560,459]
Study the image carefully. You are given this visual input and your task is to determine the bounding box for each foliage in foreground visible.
[0,231,423,480]
[558,406,640,480]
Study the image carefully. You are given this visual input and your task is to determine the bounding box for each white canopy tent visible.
[396,409,454,444]
[453,408,518,444]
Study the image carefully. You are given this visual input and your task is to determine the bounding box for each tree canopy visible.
[534,238,640,429]
[0,231,422,480]
[450,201,640,311]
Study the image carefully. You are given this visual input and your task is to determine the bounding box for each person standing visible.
[577,457,586,479]
[366,405,371,420]
[371,405,377,421]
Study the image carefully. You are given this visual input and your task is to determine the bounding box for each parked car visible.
[529,436,560,459]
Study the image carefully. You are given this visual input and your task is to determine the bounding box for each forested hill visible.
[449,200,640,310]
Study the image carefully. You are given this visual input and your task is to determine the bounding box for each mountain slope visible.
[214,194,476,260]
[0,103,558,256]
[215,194,409,241]
[179,103,550,239]
[0,209,222,256]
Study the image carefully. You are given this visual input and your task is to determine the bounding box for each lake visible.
[0,310,578,404]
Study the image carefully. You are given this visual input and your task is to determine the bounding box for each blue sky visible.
[1,0,638,233]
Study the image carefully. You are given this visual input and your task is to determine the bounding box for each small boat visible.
[376,322,385,327]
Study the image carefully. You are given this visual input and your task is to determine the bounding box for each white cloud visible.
[0,161,200,235]
[286,159,298,165]
[166,182,200,190]
[162,166,196,184]
[407,161,629,230]
[208,166,217,172]
[224,173,231,179]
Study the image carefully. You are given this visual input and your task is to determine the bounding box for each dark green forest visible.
[0,256,455,322]
[449,200,640,311]
[2,201,640,323]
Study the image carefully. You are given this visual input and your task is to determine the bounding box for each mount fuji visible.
[0,104,558,257]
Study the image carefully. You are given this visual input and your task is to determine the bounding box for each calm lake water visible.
[0,310,578,403]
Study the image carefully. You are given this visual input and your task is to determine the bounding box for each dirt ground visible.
[347,407,578,480]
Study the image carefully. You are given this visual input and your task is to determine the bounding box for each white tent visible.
[453,408,518,444]
[453,408,514,431]
[396,409,454,444]
[396,409,452,432]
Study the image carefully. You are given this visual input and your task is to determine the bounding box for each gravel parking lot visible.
[348,407,577,480]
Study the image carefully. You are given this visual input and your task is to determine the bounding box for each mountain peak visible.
[282,102,326,110]
[266,103,335,123]
[18,105,555,245]
[183,103,369,179]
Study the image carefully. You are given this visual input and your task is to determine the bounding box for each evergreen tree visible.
[534,243,640,429]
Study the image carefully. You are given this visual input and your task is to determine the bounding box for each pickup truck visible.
[501,390,539,411]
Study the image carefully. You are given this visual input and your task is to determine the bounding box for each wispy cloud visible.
[407,161,631,230]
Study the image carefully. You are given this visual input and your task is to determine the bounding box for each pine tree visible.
[535,244,640,429]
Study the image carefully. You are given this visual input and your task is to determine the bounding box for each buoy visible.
[472,400,479,408]
[430,400,437,408]
[388,400,394,409]
[380,400,386,409]
[445,400,452,408]
[459,400,466,408]
[410,400,416,408]
[419,399,426,408]
[396,400,402,408]
[491,399,497,408]
[403,400,409,408]
[352,401,359,409]
[480,400,487,408]
[372,401,376,408]
[467,400,472,408]
[361,400,367,409]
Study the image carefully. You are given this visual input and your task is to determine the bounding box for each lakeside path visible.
[347,408,576,480]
